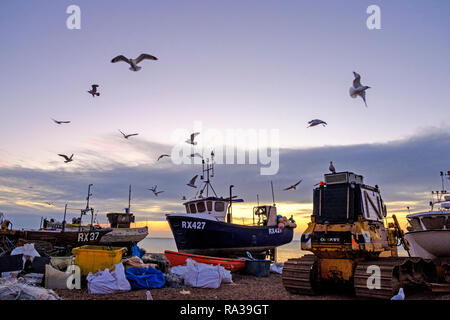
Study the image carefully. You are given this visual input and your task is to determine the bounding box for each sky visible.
[0,1,449,238]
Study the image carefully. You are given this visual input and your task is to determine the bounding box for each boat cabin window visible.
[185,205,190,213]
[422,216,445,230]
[189,203,197,213]
[197,201,206,213]
[206,201,213,212]
[408,218,423,231]
[215,201,225,212]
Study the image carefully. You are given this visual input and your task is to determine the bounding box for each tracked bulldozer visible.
[282,171,437,299]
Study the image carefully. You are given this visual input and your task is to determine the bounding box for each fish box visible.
[244,259,271,277]
[72,245,126,276]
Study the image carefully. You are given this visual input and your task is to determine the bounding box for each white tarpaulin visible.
[87,263,131,294]
[170,259,232,289]
[270,262,284,274]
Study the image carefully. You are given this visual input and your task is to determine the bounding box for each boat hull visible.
[0,228,112,247]
[99,226,148,245]
[405,230,450,259]
[166,215,294,257]
[164,250,246,272]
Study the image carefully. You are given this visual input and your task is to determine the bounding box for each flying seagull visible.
[152,190,164,196]
[185,132,200,145]
[284,179,303,191]
[87,84,100,97]
[157,154,170,161]
[119,130,138,139]
[329,161,336,174]
[349,71,370,107]
[58,154,74,163]
[111,53,158,72]
[51,118,71,125]
[147,185,164,196]
[307,119,327,128]
[187,175,198,188]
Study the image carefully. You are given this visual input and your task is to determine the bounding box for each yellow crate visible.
[72,245,126,276]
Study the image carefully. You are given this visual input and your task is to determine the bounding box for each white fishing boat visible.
[405,171,450,260]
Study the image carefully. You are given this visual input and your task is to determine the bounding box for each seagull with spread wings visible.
[87,84,100,97]
[111,53,158,72]
[349,71,371,107]
[187,175,198,188]
[284,179,303,191]
[157,154,170,161]
[119,130,139,139]
[51,118,71,125]
[185,132,200,145]
[58,154,74,163]
[152,190,164,196]
[307,119,327,128]
[147,185,164,196]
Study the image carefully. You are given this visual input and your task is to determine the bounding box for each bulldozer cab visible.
[312,172,386,224]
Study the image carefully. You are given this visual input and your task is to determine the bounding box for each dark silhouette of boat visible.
[166,153,296,259]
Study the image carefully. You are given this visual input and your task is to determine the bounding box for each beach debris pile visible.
[0,278,61,300]
[0,242,286,300]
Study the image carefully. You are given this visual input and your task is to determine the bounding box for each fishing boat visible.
[164,250,246,272]
[166,153,296,259]
[42,185,148,250]
[0,212,112,255]
[405,171,450,260]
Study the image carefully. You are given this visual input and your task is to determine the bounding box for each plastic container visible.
[72,245,126,276]
[244,259,271,277]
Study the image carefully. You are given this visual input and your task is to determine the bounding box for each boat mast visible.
[271,181,276,206]
[227,185,234,223]
[198,152,217,198]
[79,184,93,231]
[62,203,68,232]
[128,184,132,214]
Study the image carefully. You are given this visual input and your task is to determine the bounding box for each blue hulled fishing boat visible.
[166,154,296,259]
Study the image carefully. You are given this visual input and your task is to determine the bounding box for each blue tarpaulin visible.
[131,244,145,258]
[125,267,165,290]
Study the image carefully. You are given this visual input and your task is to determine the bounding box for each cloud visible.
[1,127,449,229]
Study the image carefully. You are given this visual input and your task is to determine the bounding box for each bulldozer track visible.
[282,254,318,295]
[354,257,436,299]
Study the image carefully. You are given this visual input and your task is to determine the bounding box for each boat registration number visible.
[77,232,100,242]
[268,228,282,235]
[181,221,206,230]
